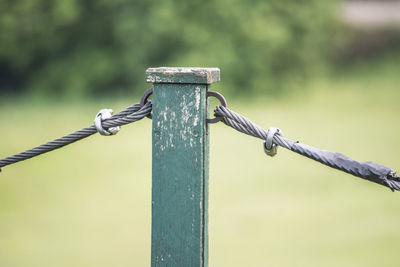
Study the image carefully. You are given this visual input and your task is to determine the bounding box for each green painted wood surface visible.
[148,67,219,267]
[146,67,220,84]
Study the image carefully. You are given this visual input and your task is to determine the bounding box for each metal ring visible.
[263,127,282,157]
[207,91,227,124]
[94,109,120,136]
[140,88,153,119]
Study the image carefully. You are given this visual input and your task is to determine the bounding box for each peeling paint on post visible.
[147,67,220,267]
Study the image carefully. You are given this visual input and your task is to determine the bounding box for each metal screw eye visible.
[140,88,153,119]
[207,91,227,124]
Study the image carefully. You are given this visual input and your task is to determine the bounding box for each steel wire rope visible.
[0,101,152,170]
[214,105,400,191]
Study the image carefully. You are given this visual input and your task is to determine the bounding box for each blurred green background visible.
[1,0,400,266]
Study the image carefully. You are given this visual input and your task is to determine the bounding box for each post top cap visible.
[146,67,220,84]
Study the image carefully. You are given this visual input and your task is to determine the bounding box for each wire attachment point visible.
[94,109,120,136]
[264,127,283,157]
[140,88,153,119]
[207,91,227,124]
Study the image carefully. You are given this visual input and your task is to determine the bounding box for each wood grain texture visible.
[149,67,219,267]
[146,67,220,84]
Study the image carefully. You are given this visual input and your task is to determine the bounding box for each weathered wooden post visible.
[146,67,220,267]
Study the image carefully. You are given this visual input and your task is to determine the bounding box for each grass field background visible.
[0,61,399,266]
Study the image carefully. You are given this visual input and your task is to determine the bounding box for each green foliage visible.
[0,0,339,98]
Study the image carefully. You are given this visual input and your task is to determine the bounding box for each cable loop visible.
[94,109,120,136]
[263,127,283,157]
[207,91,227,124]
[140,88,153,119]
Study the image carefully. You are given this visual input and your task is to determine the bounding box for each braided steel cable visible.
[0,101,152,170]
[215,105,400,191]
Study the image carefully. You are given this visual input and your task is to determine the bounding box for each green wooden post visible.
[146,67,220,267]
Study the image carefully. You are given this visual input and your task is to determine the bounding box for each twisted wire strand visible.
[215,106,400,191]
[0,101,152,169]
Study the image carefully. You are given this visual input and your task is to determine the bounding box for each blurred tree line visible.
[0,0,339,98]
